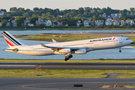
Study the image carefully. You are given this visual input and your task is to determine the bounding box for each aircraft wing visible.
[40,43,89,51]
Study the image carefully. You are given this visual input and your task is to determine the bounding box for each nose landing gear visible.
[119,47,122,53]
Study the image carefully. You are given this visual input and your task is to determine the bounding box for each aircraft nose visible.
[130,40,133,44]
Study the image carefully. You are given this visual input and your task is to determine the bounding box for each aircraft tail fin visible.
[2,31,24,47]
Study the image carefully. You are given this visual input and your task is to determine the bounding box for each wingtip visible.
[52,39,58,43]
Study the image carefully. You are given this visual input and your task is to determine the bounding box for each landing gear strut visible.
[119,47,122,53]
[65,53,73,61]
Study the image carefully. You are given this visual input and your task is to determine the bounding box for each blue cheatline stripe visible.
[2,32,18,46]
[3,32,22,45]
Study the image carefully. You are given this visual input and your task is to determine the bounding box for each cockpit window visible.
[126,38,129,40]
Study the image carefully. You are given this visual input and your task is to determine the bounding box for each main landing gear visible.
[65,53,73,61]
[119,47,122,53]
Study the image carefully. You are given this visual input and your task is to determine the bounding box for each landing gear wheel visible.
[119,50,122,53]
[119,47,122,53]
[65,54,73,61]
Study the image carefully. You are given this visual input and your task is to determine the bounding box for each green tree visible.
[0,9,7,12]
[18,8,24,12]
[78,7,84,14]
[16,16,25,26]
[92,16,97,20]
[130,8,134,12]
[10,7,17,11]
[54,21,57,25]
[130,8,135,15]
[1,19,7,27]
[41,13,46,19]
[30,17,38,25]
[23,12,29,17]
[33,7,39,12]
[2,15,10,20]
[83,12,91,17]
[10,18,15,21]
[31,14,38,18]
[41,12,53,20]
[4,12,12,18]
[62,21,67,25]
[26,9,31,12]
[119,9,128,16]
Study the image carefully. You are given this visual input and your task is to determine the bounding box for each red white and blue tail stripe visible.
[2,31,23,47]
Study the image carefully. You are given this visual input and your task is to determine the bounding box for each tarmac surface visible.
[0,78,135,90]
[0,63,135,69]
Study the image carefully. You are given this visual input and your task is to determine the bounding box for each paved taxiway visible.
[0,63,135,69]
[0,78,135,90]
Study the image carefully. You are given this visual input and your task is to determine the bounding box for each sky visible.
[0,0,135,11]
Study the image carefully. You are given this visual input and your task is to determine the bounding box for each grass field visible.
[1,59,135,78]
[125,85,135,88]
[1,59,135,63]
[14,34,108,41]
[0,69,135,78]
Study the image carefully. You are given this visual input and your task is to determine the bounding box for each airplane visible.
[2,31,133,61]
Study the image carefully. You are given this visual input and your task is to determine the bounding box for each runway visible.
[0,63,135,69]
[0,78,135,90]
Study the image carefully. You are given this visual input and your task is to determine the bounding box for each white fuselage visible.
[6,36,133,56]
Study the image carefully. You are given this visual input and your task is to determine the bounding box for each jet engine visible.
[54,49,71,54]
[74,49,86,54]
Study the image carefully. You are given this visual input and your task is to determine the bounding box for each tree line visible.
[0,7,135,27]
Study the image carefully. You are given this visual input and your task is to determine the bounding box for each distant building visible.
[86,17,91,20]
[64,23,69,27]
[0,12,4,17]
[102,13,106,18]
[76,21,81,27]
[120,20,126,26]
[24,19,30,26]
[113,20,120,26]
[6,20,11,27]
[0,22,2,27]
[46,20,52,26]
[11,20,17,27]
[94,20,104,26]
[89,20,95,26]
[83,20,90,27]
[13,16,23,19]
[28,23,34,27]
[126,19,134,26]
[35,19,46,26]
[105,18,113,26]
[90,10,94,13]
[111,13,121,19]
[10,11,15,13]
[57,21,62,26]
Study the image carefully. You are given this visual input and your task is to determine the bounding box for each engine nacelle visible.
[74,49,87,54]
[54,49,71,54]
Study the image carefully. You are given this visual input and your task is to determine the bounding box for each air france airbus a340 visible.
[2,31,133,61]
